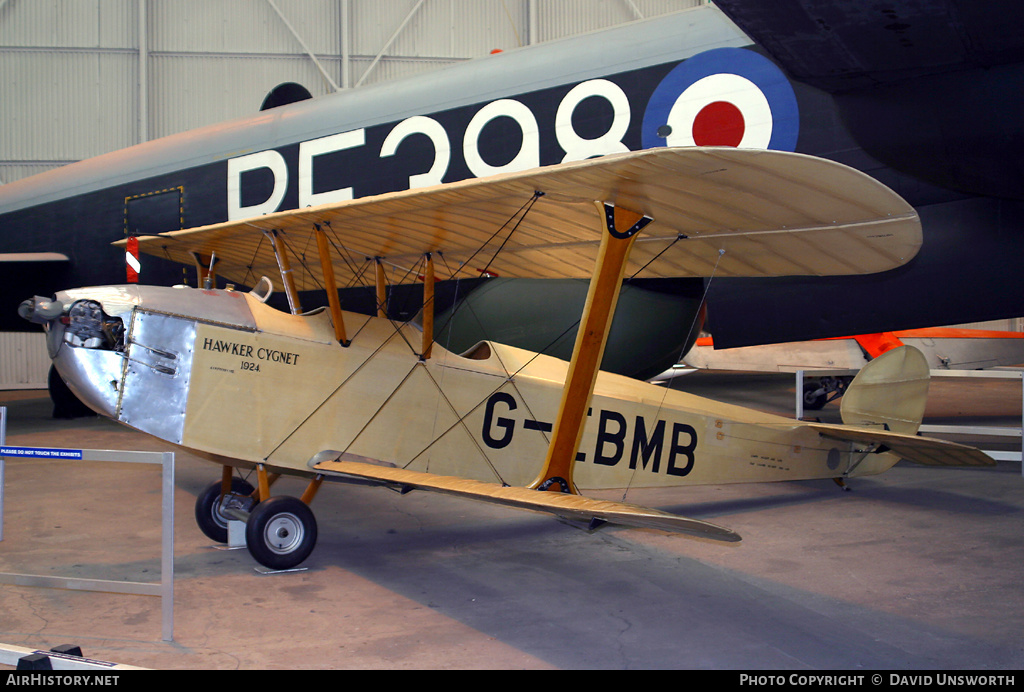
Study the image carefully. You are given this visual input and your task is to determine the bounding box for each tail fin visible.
[840,345,930,435]
[810,345,992,467]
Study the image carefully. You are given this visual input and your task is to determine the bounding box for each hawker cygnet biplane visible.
[19,147,993,570]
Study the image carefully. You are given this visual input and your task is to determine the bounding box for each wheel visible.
[802,381,828,410]
[245,496,318,570]
[195,478,256,543]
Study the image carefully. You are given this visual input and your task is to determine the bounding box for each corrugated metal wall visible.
[0,333,50,389]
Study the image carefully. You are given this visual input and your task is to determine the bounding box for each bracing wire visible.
[276,230,325,294]
[241,232,267,289]
[616,246,727,503]
[455,191,544,279]
[264,192,714,490]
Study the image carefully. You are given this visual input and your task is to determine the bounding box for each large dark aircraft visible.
[3,1,1022,389]
[705,0,1024,347]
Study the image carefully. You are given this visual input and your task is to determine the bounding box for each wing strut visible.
[189,251,218,289]
[528,202,651,493]
[314,223,349,346]
[421,253,435,360]
[375,258,388,318]
[265,229,302,314]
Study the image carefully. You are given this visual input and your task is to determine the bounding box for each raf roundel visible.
[641,47,799,152]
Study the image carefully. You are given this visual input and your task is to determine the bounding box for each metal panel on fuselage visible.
[117,309,196,444]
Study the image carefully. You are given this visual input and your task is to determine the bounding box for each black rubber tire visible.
[195,478,256,543]
[245,496,318,570]
[802,381,828,411]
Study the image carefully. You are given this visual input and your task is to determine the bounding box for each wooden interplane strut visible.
[422,253,435,360]
[375,259,387,318]
[529,202,652,493]
[314,224,349,345]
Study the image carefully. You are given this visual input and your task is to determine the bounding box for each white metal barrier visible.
[0,407,175,642]
[0,642,148,670]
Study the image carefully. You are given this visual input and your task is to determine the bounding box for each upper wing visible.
[120,147,920,290]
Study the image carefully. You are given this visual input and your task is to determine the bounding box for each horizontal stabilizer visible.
[312,458,740,542]
[807,423,996,467]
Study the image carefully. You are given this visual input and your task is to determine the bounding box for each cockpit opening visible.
[63,299,125,351]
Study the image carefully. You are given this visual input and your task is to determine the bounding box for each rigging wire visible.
[263,191,712,492]
[322,220,373,290]
[466,231,695,400]
[275,229,324,295]
[344,193,547,482]
[454,190,544,280]
[616,246,727,503]
[419,232,715,494]
[417,191,544,357]
[241,232,268,289]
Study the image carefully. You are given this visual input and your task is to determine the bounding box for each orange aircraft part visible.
[893,328,1024,340]
[851,332,905,358]
[694,327,1024,360]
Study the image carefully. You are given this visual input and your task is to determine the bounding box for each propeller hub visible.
[18,296,64,325]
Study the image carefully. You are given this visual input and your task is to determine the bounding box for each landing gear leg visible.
[803,376,854,411]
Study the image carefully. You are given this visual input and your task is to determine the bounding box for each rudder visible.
[840,345,930,435]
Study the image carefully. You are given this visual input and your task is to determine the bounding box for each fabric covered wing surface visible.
[121,147,920,290]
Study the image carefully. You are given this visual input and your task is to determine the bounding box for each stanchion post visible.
[1,406,5,542]
[161,450,174,642]
[795,371,804,420]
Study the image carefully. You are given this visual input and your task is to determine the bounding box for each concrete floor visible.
[0,373,1022,670]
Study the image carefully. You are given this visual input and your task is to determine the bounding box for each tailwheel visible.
[803,375,854,411]
[802,381,828,411]
[195,478,256,543]
[245,495,318,570]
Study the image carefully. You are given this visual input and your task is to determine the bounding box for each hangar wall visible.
[0,0,702,184]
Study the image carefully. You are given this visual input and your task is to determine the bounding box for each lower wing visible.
[311,457,741,542]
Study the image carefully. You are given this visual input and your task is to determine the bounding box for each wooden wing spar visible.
[118,147,921,290]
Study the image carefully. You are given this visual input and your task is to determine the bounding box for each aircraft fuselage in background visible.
[2,3,1023,378]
